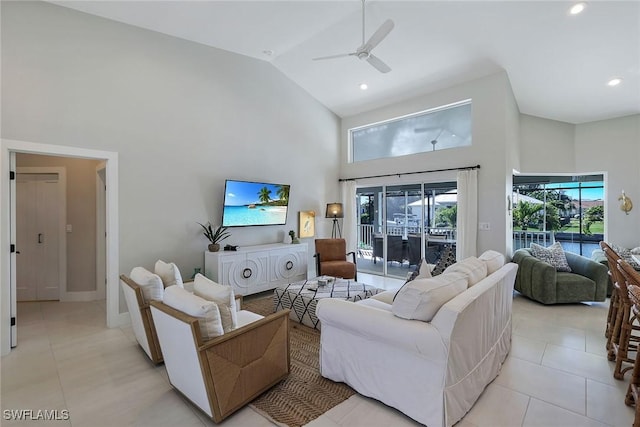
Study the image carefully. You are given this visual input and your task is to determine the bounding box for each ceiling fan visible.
[313,0,394,73]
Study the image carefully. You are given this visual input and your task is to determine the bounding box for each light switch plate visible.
[479,222,491,231]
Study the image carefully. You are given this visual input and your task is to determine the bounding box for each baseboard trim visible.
[60,290,100,302]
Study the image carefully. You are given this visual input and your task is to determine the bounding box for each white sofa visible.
[316,252,518,427]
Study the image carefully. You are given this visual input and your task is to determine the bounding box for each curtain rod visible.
[338,164,480,182]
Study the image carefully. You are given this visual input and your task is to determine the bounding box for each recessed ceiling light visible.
[569,2,587,15]
[607,78,622,87]
[359,83,368,90]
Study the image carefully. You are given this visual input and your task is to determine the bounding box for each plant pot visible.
[208,243,220,252]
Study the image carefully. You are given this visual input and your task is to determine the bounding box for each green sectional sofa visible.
[512,248,608,304]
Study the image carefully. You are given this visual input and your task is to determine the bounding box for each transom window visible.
[349,100,472,163]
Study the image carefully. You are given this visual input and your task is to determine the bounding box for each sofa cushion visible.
[371,290,396,305]
[431,245,457,276]
[530,242,572,272]
[443,256,487,287]
[392,272,468,322]
[478,250,505,275]
[129,267,164,303]
[163,285,224,340]
[154,260,184,288]
[193,274,238,333]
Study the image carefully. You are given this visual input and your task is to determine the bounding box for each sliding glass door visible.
[356,181,457,278]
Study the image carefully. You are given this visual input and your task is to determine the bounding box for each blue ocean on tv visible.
[223,205,287,226]
[222,180,290,226]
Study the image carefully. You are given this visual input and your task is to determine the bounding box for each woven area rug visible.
[243,294,355,427]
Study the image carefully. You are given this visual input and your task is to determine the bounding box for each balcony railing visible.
[357,224,456,249]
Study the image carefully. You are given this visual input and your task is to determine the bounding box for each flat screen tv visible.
[222,179,290,227]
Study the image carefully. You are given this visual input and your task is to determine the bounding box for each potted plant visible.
[198,222,230,252]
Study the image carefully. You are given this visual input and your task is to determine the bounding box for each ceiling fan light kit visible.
[313,0,394,74]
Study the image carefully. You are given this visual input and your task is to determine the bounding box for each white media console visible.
[204,242,308,296]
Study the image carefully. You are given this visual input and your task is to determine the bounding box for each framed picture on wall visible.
[299,211,315,238]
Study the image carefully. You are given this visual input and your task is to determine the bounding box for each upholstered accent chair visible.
[314,238,357,280]
[512,248,608,304]
[120,274,164,364]
[150,300,290,423]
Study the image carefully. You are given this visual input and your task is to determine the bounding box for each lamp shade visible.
[325,203,344,218]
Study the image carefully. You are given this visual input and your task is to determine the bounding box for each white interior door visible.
[16,174,61,301]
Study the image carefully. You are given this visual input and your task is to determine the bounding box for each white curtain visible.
[341,180,358,253]
[456,169,478,259]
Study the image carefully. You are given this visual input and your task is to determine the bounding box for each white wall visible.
[518,113,640,249]
[1,1,341,281]
[341,72,519,255]
[519,114,575,173]
[575,114,640,248]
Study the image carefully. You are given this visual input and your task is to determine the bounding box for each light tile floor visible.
[1,272,633,426]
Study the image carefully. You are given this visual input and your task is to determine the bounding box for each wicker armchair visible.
[150,301,290,423]
[120,275,164,363]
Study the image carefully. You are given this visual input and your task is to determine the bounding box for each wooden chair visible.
[150,301,290,423]
[120,275,163,364]
[609,257,640,379]
[602,241,621,341]
[625,282,640,427]
[314,238,357,280]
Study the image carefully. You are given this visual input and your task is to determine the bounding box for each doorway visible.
[16,170,66,301]
[1,138,120,356]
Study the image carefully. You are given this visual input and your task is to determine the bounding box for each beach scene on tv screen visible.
[223,181,290,226]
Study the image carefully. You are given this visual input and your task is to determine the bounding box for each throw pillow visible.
[193,274,238,333]
[154,260,184,288]
[431,245,457,276]
[392,272,468,322]
[129,267,164,303]
[443,256,487,287]
[478,250,505,275]
[394,259,434,302]
[530,242,572,272]
[406,258,433,283]
[611,244,640,270]
[163,285,224,340]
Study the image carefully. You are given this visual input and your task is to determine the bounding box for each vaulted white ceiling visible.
[50,0,640,124]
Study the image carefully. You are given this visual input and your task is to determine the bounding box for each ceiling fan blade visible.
[362,19,394,52]
[367,54,391,73]
[313,52,355,61]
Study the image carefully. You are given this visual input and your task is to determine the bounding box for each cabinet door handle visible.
[242,268,252,279]
[38,233,43,244]
[285,260,294,271]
